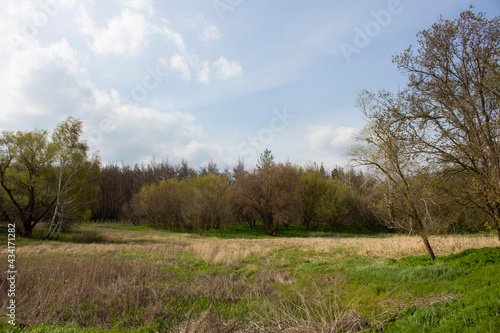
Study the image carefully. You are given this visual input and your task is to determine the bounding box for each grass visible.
[0,223,498,332]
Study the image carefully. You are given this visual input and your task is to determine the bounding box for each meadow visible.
[0,223,499,332]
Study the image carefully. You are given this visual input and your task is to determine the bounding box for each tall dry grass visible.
[0,227,497,331]
[0,252,365,331]
[186,234,498,263]
[6,256,167,328]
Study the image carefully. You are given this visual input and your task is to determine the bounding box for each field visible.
[1,224,499,332]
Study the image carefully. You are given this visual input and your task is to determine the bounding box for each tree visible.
[129,174,235,235]
[0,119,100,238]
[0,129,57,237]
[350,91,440,261]
[45,117,100,240]
[234,150,302,236]
[199,160,220,176]
[389,9,500,239]
[315,178,352,232]
[336,167,383,232]
[130,179,190,230]
[257,148,274,169]
[349,9,500,259]
[300,166,329,229]
[190,174,235,236]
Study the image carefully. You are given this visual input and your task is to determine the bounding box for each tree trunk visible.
[264,212,277,236]
[495,220,500,241]
[421,236,436,262]
[19,217,33,238]
[495,204,500,241]
[46,165,63,240]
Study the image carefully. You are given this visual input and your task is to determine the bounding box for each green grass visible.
[383,247,500,332]
[1,224,498,332]
[150,221,389,239]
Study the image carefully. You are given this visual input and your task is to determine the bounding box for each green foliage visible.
[299,167,328,229]
[387,247,500,269]
[443,247,500,269]
[0,118,100,238]
[316,178,352,230]
[387,255,436,267]
[130,174,235,234]
[382,247,500,332]
[0,129,57,237]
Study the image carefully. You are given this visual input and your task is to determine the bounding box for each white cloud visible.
[0,39,92,129]
[163,25,186,52]
[172,141,230,166]
[200,24,222,41]
[123,0,154,16]
[196,61,211,84]
[213,56,242,79]
[0,32,228,165]
[170,54,191,80]
[305,126,359,153]
[171,56,242,84]
[76,4,158,57]
[0,0,242,166]
[1,0,79,64]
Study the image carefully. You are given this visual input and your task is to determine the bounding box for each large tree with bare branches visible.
[351,9,500,248]
[233,150,302,236]
[395,9,500,238]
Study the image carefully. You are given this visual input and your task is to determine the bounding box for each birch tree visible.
[45,117,99,240]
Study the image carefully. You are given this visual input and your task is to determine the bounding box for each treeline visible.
[91,149,486,237]
[92,159,199,221]
[93,150,383,235]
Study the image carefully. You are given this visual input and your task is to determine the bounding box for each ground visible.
[0,223,499,332]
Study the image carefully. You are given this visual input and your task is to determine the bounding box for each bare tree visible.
[234,150,302,236]
[391,9,500,238]
[350,91,440,261]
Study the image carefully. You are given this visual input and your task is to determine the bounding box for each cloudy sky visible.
[1,0,499,169]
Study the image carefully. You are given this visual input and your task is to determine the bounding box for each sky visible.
[1,0,499,170]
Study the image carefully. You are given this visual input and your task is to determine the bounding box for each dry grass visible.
[185,234,498,263]
[0,226,497,331]
[0,252,360,331]
[3,228,495,262]
[8,256,168,328]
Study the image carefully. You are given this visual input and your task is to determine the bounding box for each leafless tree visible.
[234,150,302,236]
[391,9,500,239]
[350,91,441,261]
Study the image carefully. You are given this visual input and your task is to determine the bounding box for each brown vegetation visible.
[1,225,496,331]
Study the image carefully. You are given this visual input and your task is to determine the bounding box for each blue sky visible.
[1,0,499,169]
